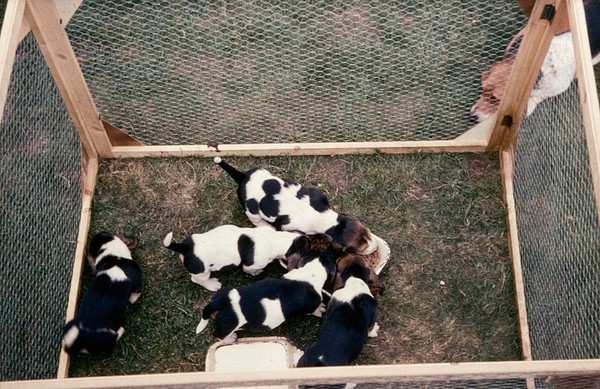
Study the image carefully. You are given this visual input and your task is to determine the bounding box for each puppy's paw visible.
[116,327,125,341]
[311,303,327,317]
[200,278,222,292]
[368,322,380,338]
[129,292,141,304]
[243,267,263,276]
[221,332,237,345]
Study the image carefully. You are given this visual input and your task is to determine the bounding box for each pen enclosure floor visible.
[68,153,519,377]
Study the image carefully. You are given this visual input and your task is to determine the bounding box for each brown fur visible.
[335,253,385,296]
[470,28,526,121]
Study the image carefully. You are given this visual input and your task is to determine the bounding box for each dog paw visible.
[368,323,380,338]
[129,292,141,304]
[200,278,222,292]
[221,332,237,345]
[243,267,263,276]
[311,303,327,317]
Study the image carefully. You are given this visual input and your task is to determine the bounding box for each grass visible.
[68,153,520,377]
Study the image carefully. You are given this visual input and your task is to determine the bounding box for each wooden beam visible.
[110,139,489,159]
[0,0,26,124]
[24,0,113,158]
[6,359,600,388]
[500,147,533,361]
[567,0,600,226]
[18,0,82,43]
[515,0,570,33]
[56,154,98,379]
[487,0,568,151]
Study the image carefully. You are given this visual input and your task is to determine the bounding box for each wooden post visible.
[24,0,113,158]
[500,145,534,389]
[5,359,600,388]
[487,0,568,151]
[56,154,98,378]
[566,0,600,226]
[18,0,83,43]
[0,0,26,123]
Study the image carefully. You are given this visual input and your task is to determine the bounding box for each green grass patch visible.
[68,153,520,377]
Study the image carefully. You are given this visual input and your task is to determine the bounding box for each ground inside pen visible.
[68,153,520,377]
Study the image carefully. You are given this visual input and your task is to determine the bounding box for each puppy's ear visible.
[368,270,385,296]
[285,235,311,270]
[117,234,138,250]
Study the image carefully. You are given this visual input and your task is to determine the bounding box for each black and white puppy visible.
[214,157,378,256]
[297,261,378,367]
[163,225,311,291]
[196,249,336,343]
[62,232,142,354]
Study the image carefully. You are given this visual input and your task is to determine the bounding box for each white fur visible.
[331,276,373,304]
[260,298,285,328]
[97,266,128,282]
[94,237,132,267]
[196,318,209,334]
[474,31,600,122]
[163,232,173,247]
[244,171,339,234]
[190,271,221,291]
[116,327,125,341]
[368,323,380,338]
[283,256,329,294]
[170,225,303,291]
[129,292,141,304]
[62,325,79,349]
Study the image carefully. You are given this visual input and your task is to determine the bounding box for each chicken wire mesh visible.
[0,34,82,380]
[65,0,526,146]
[513,81,600,368]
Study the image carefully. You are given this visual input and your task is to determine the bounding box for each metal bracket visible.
[541,4,556,21]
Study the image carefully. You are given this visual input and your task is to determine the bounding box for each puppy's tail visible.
[214,157,246,185]
[163,232,190,255]
[196,287,231,334]
[62,321,80,353]
[195,303,217,334]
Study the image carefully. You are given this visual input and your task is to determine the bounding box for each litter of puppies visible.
[64,158,390,370]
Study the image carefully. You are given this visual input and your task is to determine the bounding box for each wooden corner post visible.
[487,0,568,152]
[24,0,113,158]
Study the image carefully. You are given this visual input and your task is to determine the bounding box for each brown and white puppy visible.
[470,0,600,122]
[334,253,385,297]
[296,260,378,367]
[163,225,310,291]
[196,249,336,344]
[62,232,142,354]
[214,157,377,255]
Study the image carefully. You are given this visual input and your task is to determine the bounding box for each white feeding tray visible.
[371,233,391,275]
[206,336,301,389]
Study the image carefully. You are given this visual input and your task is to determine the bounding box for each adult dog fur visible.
[62,232,142,354]
[470,0,600,122]
[196,249,336,343]
[163,225,310,291]
[214,157,378,256]
[297,261,378,367]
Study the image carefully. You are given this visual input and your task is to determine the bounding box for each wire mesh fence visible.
[2,0,600,385]
[0,34,82,381]
[65,0,526,145]
[513,82,600,364]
